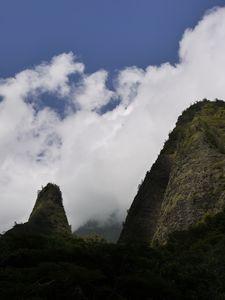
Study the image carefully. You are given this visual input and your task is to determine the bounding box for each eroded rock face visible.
[6,183,71,237]
[119,100,225,245]
[28,183,71,235]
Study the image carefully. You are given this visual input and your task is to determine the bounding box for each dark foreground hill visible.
[1,207,225,299]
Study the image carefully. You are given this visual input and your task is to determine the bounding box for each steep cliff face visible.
[28,183,71,235]
[119,99,225,244]
[7,183,71,236]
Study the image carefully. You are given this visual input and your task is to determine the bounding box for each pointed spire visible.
[28,183,71,235]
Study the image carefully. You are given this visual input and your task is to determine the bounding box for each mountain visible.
[2,104,225,299]
[6,183,71,236]
[75,219,122,242]
[119,99,225,245]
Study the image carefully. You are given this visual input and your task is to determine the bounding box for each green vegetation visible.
[1,208,225,299]
[163,99,225,154]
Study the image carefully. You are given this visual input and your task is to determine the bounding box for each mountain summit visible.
[28,183,71,235]
[7,183,71,236]
[119,99,225,245]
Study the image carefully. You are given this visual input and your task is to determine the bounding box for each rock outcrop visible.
[7,183,71,236]
[119,99,225,244]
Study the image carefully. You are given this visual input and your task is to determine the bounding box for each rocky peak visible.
[29,183,64,219]
[119,99,225,245]
[28,183,71,235]
[6,183,71,237]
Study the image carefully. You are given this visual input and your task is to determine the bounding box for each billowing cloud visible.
[74,70,114,111]
[0,7,225,232]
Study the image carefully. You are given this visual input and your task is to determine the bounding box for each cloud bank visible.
[1,7,225,231]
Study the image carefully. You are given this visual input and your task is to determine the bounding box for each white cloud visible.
[74,70,114,111]
[0,6,225,232]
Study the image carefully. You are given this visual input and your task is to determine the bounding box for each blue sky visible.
[0,0,224,78]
